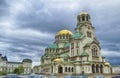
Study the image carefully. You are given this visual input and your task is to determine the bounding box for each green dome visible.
[23,59,32,63]
[80,52,89,57]
[42,55,47,59]
[64,42,70,48]
[59,54,69,58]
[71,32,84,38]
[47,43,58,48]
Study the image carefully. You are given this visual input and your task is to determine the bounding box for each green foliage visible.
[13,66,24,75]
[0,71,7,75]
[18,65,24,74]
[13,68,19,74]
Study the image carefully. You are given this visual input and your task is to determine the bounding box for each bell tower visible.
[77,11,91,25]
[75,12,94,38]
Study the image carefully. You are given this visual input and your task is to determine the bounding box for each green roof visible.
[71,32,84,39]
[59,54,69,58]
[22,59,32,62]
[47,43,58,48]
[80,52,89,57]
[84,40,100,48]
[64,42,70,48]
[77,24,82,28]
[42,55,47,59]
[84,43,91,48]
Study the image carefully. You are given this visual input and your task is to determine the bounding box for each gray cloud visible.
[0,0,120,66]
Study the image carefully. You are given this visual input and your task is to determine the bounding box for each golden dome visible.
[53,58,62,62]
[57,29,73,35]
[105,62,111,66]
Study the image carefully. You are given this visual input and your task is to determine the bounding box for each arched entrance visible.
[58,65,63,73]
[68,67,70,72]
[96,64,99,73]
[92,64,95,73]
[100,64,103,73]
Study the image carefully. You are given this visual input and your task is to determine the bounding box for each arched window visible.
[68,67,71,72]
[87,32,92,38]
[71,67,74,72]
[63,35,65,39]
[92,64,95,73]
[58,65,63,73]
[82,16,85,21]
[65,67,67,72]
[51,66,53,73]
[86,16,89,21]
[96,64,99,73]
[66,35,68,39]
[60,35,62,39]
[92,46,98,56]
[77,49,79,55]
[100,64,103,73]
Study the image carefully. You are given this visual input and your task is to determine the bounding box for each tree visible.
[0,71,7,75]
[18,66,24,74]
[13,68,19,74]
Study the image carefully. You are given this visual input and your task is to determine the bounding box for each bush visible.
[0,71,7,75]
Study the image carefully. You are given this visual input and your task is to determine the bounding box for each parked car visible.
[25,74,45,78]
[3,74,21,78]
[94,75,105,78]
[112,75,120,78]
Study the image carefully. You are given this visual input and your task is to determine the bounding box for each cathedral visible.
[40,12,113,78]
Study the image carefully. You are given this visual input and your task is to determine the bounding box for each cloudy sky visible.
[0,0,120,66]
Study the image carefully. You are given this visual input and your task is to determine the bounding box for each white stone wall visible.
[112,66,120,74]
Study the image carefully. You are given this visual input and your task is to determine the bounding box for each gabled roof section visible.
[93,37,99,44]
[64,42,70,48]
[47,43,58,49]
[84,40,101,49]
[71,32,84,39]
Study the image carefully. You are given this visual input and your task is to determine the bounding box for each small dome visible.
[80,52,89,57]
[80,11,88,15]
[57,29,73,35]
[23,59,32,63]
[53,58,62,62]
[59,54,69,58]
[42,55,47,59]
[105,62,111,66]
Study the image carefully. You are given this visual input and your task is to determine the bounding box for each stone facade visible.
[0,54,32,74]
[33,65,41,74]
[39,12,115,77]
[112,65,120,74]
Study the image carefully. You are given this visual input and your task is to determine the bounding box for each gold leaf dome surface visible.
[57,29,73,35]
[53,58,62,62]
[105,62,111,66]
